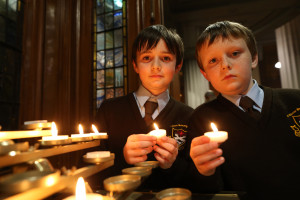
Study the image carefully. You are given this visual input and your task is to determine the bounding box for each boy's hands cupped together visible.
[123,134,156,165]
[153,136,178,169]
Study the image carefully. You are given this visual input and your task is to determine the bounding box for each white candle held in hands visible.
[204,123,228,143]
[148,123,166,139]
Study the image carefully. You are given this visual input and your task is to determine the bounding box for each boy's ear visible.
[132,60,139,73]
[200,69,210,81]
[251,54,258,69]
[175,61,183,73]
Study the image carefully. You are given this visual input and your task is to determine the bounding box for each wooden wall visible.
[19,0,164,134]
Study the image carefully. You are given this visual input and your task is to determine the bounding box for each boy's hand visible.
[190,136,225,176]
[153,136,178,169]
[123,134,156,165]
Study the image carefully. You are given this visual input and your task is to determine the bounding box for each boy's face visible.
[133,39,182,95]
[198,37,258,96]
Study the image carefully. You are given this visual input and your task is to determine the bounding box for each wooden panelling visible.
[20,0,93,134]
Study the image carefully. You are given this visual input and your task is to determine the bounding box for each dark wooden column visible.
[20,0,93,134]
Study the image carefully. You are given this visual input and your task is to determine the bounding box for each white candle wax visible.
[86,151,110,158]
[88,132,107,136]
[148,129,166,138]
[148,123,166,139]
[204,131,228,143]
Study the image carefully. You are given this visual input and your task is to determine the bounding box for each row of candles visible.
[42,122,227,143]
[42,123,107,142]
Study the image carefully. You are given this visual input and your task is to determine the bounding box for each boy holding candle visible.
[94,25,195,191]
[187,20,300,199]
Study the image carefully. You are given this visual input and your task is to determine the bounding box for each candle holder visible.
[156,188,192,200]
[23,122,52,130]
[135,161,159,168]
[0,140,29,155]
[83,153,115,164]
[103,174,141,192]
[39,138,72,146]
[122,166,152,178]
[0,170,60,194]
[70,135,94,143]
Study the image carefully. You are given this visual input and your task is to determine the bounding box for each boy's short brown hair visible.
[195,21,258,70]
[132,24,184,67]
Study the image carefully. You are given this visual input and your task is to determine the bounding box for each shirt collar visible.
[222,79,264,109]
[134,84,170,112]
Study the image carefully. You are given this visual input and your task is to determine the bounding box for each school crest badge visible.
[287,108,300,137]
[171,124,188,150]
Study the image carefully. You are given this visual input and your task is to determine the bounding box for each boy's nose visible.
[221,57,232,70]
[151,57,162,70]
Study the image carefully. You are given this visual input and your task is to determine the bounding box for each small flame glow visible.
[75,177,86,200]
[79,124,84,135]
[92,124,99,133]
[153,123,159,130]
[211,123,218,132]
[51,122,58,137]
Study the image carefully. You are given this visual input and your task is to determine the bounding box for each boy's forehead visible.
[139,39,170,53]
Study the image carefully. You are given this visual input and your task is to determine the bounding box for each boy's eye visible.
[209,58,217,64]
[162,56,171,62]
[232,51,240,57]
[142,56,151,61]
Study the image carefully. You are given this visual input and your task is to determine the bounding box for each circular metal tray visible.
[39,138,72,146]
[0,170,60,194]
[103,174,141,192]
[156,188,192,200]
[122,166,152,178]
[0,141,29,155]
[83,153,115,164]
[135,160,159,168]
[71,136,94,142]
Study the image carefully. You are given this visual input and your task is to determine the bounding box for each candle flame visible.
[79,124,84,135]
[75,177,86,200]
[211,123,218,132]
[153,123,159,130]
[92,124,99,133]
[51,122,58,137]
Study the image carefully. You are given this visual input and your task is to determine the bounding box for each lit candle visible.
[148,123,166,139]
[63,177,105,200]
[71,124,93,140]
[87,124,108,138]
[42,122,69,141]
[204,123,228,143]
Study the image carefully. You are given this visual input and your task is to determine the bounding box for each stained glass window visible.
[93,0,127,110]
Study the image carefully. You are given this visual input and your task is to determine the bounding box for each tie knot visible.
[144,101,158,115]
[239,96,255,111]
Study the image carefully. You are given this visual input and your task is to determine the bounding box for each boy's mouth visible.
[223,74,236,80]
[150,75,163,78]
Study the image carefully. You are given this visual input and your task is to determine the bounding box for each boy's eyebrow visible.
[139,49,173,54]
